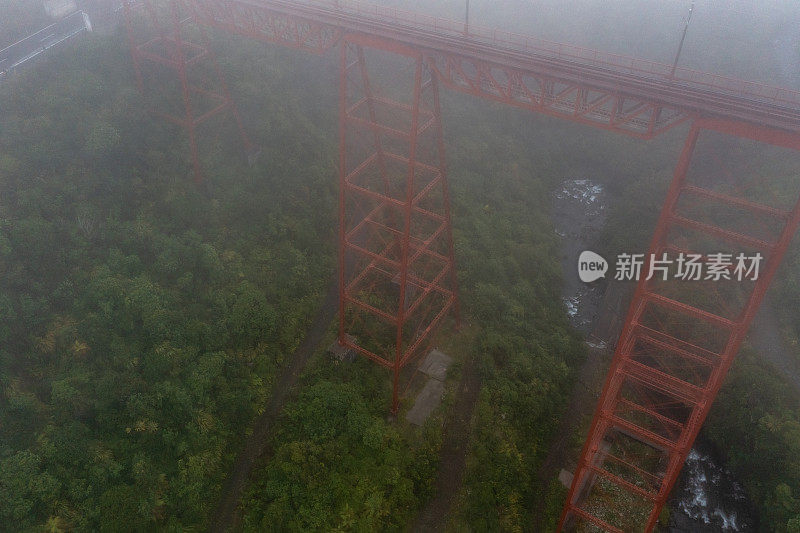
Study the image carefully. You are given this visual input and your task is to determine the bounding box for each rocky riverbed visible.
[553,177,757,532]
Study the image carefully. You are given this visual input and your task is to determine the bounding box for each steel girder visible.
[144,0,800,138]
[425,53,690,139]
[188,0,800,132]
[187,0,341,54]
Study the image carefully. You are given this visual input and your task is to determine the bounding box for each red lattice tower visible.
[559,119,800,532]
[123,0,253,184]
[337,35,460,414]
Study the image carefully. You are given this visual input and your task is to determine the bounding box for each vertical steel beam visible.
[337,39,348,355]
[393,60,424,414]
[123,1,144,92]
[168,1,203,184]
[431,73,462,329]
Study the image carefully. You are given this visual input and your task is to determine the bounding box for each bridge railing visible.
[295,0,800,107]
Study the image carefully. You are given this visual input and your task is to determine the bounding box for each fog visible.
[1,1,799,531]
[384,0,800,86]
[3,0,799,87]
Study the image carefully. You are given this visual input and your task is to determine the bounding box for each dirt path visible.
[412,354,481,532]
[209,277,339,533]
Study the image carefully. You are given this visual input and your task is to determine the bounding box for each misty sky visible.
[2,0,799,88]
[385,0,800,87]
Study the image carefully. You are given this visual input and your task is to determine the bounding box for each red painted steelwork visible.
[122,1,800,529]
[123,0,252,183]
[185,0,800,134]
[338,35,460,414]
[187,0,341,53]
[559,120,800,531]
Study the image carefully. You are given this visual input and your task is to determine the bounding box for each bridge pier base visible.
[337,36,460,414]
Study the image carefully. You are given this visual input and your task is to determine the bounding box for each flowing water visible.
[553,178,607,335]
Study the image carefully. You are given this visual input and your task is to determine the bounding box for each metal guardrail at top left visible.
[0,10,92,80]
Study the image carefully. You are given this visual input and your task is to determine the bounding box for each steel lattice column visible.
[559,119,800,532]
[337,35,460,414]
[123,0,252,184]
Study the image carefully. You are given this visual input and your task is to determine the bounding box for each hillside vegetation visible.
[1,6,799,532]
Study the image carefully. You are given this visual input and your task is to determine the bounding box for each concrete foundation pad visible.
[328,334,357,362]
[418,349,453,381]
[406,378,445,426]
[559,469,574,488]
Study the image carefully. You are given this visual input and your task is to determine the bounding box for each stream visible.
[668,440,756,532]
[553,178,607,337]
[553,178,757,532]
